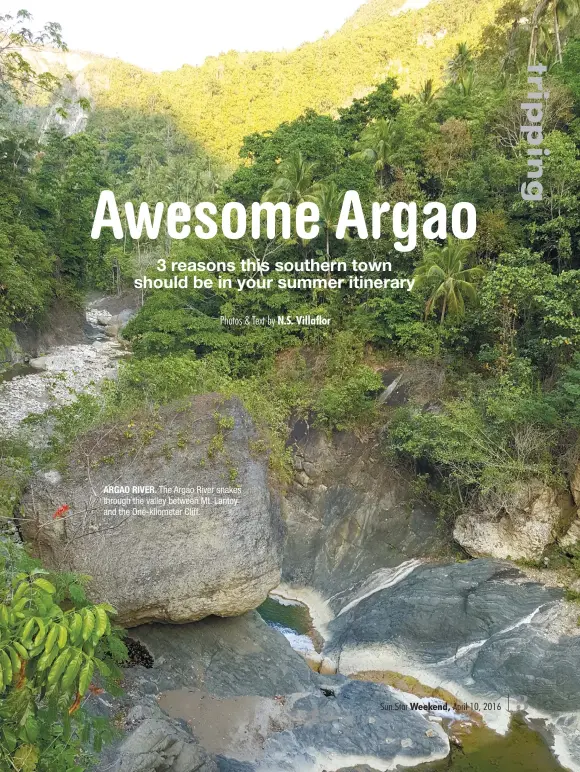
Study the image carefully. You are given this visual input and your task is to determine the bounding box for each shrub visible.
[113,353,229,404]
[387,374,557,520]
[315,365,383,431]
[0,544,127,771]
[0,437,31,526]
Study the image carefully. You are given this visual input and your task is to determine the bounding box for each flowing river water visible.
[258,594,567,771]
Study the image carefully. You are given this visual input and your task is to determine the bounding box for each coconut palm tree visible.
[528,0,580,65]
[311,181,343,257]
[447,43,473,84]
[417,79,439,105]
[413,239,485,324]
[262,150,318,205]
[354,118,397,188]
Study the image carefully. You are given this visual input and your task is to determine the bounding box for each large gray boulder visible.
[453,480,573,561]
[21,395,283,626]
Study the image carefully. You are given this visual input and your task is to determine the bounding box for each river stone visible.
[453,480,570,561]
[20,395,283,626]
[29,356,49,371]
[0,341,122,432]
[96,613,449,772]
[112,718,218,772]
[281,423,452,606]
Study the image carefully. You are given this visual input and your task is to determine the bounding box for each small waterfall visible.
[336,558,424,617]
[433,604,547,667]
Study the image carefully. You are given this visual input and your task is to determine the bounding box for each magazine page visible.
[0,1,579,770]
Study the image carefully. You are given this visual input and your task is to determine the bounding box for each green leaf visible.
[32,579,56,595]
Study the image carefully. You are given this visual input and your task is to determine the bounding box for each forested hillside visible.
[2,0,580,520]
[88,0,506,162]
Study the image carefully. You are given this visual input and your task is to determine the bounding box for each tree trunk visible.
[440,295,447,325]
[137,241,144,307]
[554,2,563,63]
[529,0,552,65]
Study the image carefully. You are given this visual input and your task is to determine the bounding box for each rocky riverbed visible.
[0,294,136,433]
[95,613,451,772]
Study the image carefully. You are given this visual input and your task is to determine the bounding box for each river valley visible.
[2,295,580,772]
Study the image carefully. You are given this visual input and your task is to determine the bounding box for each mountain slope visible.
[85,0,505,163]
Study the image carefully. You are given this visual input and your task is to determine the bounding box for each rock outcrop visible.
[112,718,219,772]
[560,462,580,549]
[453,480,572,561]
[10,299,88,361]
[572,463,580,508]
[281,421,452,602]
[21,395,283,626]
[95,612,449,772]
[86,292,138,339]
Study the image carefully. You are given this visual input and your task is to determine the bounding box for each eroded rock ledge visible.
[95,612,449,772]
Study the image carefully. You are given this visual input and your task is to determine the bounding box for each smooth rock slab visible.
[324,559,580,770]
[326,559,561,666]
[97,613,449,772]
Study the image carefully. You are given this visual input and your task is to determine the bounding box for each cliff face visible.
[281,419,453,605]
[14,48,93,137]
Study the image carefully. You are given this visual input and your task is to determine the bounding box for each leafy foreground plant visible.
[0,548,127,771]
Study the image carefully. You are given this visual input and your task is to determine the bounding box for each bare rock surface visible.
[572,463,580,508]
[112,718,219,772]
[95,613,449,772]
[324,558,580,771]
[281,421,452,607]
[560,462,580,549]
[21,395,283,626]
[453,480,573,561]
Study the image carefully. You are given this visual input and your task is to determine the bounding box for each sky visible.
[19,0,366,72]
